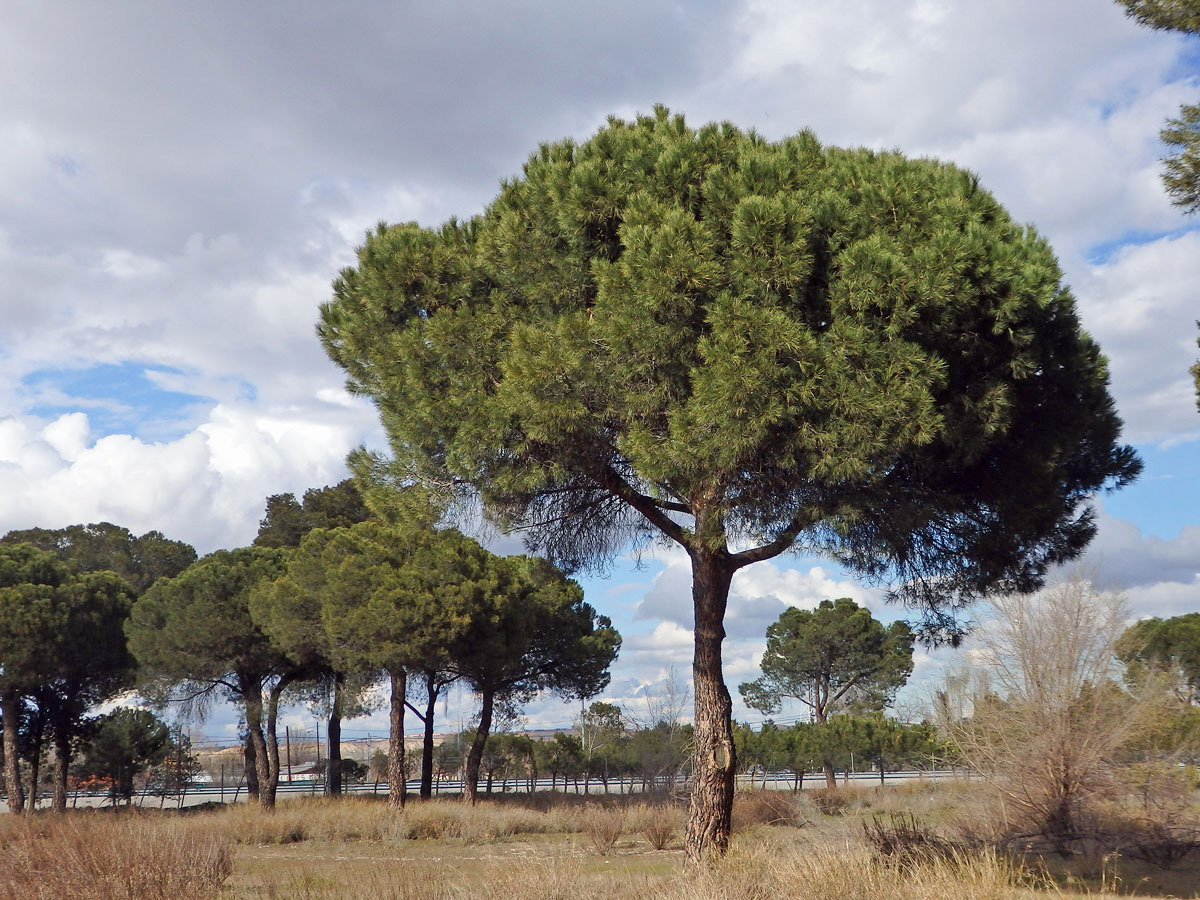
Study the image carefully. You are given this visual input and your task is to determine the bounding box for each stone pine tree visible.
[319,109,1140,858]
[253,480,371,549]
[126,548,295,810]
[39,570,137,811]
[448,554,620,805]
[285,522,481,807]
[740,599,913,788]
[0,544,137,813]
[251,480,371,789]
[1117,612,1200,704]
[0,544,71,812]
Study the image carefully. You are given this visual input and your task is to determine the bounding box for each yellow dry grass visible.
[3,784,1199,899]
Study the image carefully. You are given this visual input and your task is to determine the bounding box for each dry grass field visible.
[2,781,1199,899]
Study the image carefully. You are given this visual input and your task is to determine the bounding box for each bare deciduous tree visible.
[941,575,1158,850]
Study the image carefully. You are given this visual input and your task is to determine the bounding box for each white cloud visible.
[1077,232,1200,445]
[0,402,373,553]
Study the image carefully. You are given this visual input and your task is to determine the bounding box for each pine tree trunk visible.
[265,674,295,807]
[2,689,24,813]
[53,724,70,812]
[326,673,344,797]
[463,690,494,806]
[243,681,274,811]
[684,549,736,861]
[244,736,260,801]
[27,733,41,812]
[387,669,407,809]
[421,673,438,799]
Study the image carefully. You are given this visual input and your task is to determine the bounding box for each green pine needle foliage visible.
[320,108,1139,638]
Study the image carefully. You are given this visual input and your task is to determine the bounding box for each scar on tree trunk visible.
[684,549,736,862]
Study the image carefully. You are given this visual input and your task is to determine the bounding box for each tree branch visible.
[405,700,427,723]
[729,515,808,569]
[592,464,689,545]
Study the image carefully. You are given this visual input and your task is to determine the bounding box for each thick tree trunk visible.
[244,682,274,811]
[421,672,438,799]
[463,690,494,806]
[2,689,25,813]
[326,673,343,797]
[53,725,70,812]
[244,736,260,801]
[387,669,407,809]
[684,549,736,861]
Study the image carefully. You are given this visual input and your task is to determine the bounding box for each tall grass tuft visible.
[634,802,681,850]
[0,813,230,900]
[582,805,626,854]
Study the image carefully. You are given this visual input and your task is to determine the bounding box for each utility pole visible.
[285,726,293,784]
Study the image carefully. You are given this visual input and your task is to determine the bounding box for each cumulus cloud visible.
[0,402,375,553]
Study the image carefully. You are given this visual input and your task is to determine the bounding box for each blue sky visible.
[2,0,1198,743]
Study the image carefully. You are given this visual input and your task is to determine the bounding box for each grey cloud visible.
[724,593,789,640]
[1085,506,1200,591]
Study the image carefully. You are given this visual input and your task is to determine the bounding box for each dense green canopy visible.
[321,108,1137,631]
[1117,612,1200,704]
[0,522,195,595]
[253,480,371,549]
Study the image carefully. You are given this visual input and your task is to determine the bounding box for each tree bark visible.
[2,689,25,813]
[684,549,736,861]
[26,730,41,813]
[420,672,439,799]
[463,690,494,806]
[326,672,343,797]
[387,669,407,809]
[243,735,260,801]
[264,673,296,806]
[243,680,274,811]
[53,723,70,812]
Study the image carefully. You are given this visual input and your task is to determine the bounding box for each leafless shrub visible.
[634,803,679,849]
[1119,821,1200,869]
[732,790,805,828]
[940,575,1162,852]
[863,813,974,869]
[807,788,849,816]
[582,805,626,854]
